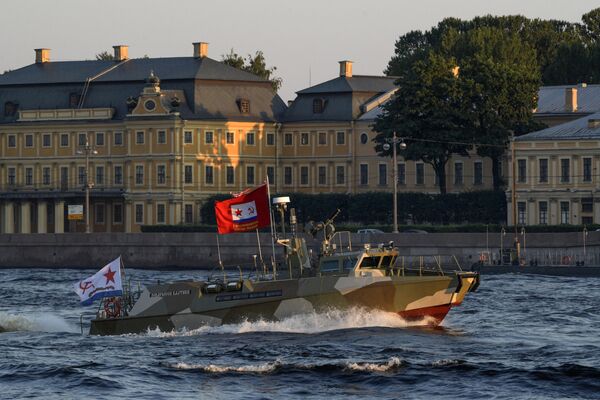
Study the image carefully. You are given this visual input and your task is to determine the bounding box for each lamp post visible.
[510,134,521,263]
[583,226,588,264]
[77,140,98,233]
[383,132,406,233]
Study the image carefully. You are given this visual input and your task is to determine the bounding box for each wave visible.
[164,356,405,375]
[0,311,77,333]
[145,307,437,338]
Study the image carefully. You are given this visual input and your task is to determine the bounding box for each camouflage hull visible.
[89,272,479,335]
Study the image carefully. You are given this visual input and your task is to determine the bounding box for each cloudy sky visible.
[1,0,598,101]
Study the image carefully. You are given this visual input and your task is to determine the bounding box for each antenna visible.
[309,65,311,87]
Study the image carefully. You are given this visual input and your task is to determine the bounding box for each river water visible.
[0,269,599,400]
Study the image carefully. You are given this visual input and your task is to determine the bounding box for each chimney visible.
[565,87,578,112]
[339,60,353,78]
[588,119,600,129]
[35,48,50,63]
[112,45,129,61]
[193,42,209,58]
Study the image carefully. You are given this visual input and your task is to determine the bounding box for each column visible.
[37,201,48,233]
[3,202,14,233]
[125,202,132,233]
[54,201,65,233]
[20,201,31,233]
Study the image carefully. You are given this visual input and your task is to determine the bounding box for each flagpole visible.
[216,233,224,272]
[265,176,277,278]
[255,228,265,272]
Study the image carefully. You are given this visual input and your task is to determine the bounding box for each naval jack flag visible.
[214,183,271,234]
[74,256,123,306]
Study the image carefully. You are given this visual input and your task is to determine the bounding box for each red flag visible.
[215,184,271,234]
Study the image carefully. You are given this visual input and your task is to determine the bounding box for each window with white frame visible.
[360,164,368,186]
[157,165,166,185]
[205,165,214,185]
[184,130,193,144]
[136,131,144,145]
[226,166,234,185]
[114,131,123,146]
[336,165,345,185]
[246,132,255,145]
[60,133,69,147]
[247,165,255,185]
[157,130,166,145]
[560,201,569,224]
[205,131,214,144]
[135,165,144,185]
[517,202,526,225]
[96,166,104,185]
[95,204,105,224]
[284,166,292,185]
[156,203,166,224]
[42,167,51,185]
[539,201,548,225]
[135,203,144,224]
[185,165,193,184]
[114,165,123,185]
[226,131,235,144]
[42,134,51,147]
[96,132,104,146]
[25,134,33,148]
[25,167,33,186]
[300,166,308,185]
[113,203,123,224]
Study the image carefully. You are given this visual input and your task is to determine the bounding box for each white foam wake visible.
[169,360,281,373]
[346,356,404,372]
[0,311,77,333]
[146,306,437,338]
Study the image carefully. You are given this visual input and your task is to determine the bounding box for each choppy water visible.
[0,269,599,400]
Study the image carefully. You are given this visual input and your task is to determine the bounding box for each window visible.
[416,163,424,185]
[7,135,16,148]
[226,131,235,144]
[313,98,324,113]
[7,167,16,185]
[42,134,51,147]
[517,159,526,183]
[398,163,406,185]
[42,167,51,185]
[336,165,345,185]
[96,132,104,146]
[25,134,33,147]
[157,165,166,185]
[136,131,144,144]
[300,166,308,185]
[78,166,86,185]
[539,202,548,225]
[226,166,234,185]
[474,161,483,185]
[266,166,275,184]
[157,130,166,144]
[239,99,250,113]
[454,162,463,185]
[113,204,123,224]
[266,132,274,146]
[157,204,166,224]
[114,166,123,185]
[114,131,123,146]
[560,201,570,224]
[582,198,593,213]
[360,133,368,144]
[60,167,69,189]
[336,131,345,145]
[539,159,548,183]
[135,204,144,224]
[95,204,105,224]
[517,202,526,225]
[205,131,214,144]
[205,165,214,185]
[582,216,593,225]
[284,133,293,146]
[318,166,327,185]
[135,165,144,185]
[25,167,33,186]
[185,204,193,224]
[79,133,87,146]
[246,132,255,145]
[379,164,387,186]
[60,133,69,147]
[96,166,104,185]
[184,130,193,144]
[284,166,292,185]
[360,164,368,185]
[247,166,255,185]
[300,133,309,146]
[4,101,17,116]
[583,157,592,182]
[185,165,193,184]
[318,132,327,145]
[560,159,570,183]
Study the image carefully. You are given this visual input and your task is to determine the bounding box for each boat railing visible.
[392,255,464,276]
[330,231,352,253]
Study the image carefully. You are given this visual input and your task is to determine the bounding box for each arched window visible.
[360,132,368,144]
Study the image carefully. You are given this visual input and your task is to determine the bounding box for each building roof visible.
[296,75,396,95]
[516,111,600,141]
[536,84,600,115]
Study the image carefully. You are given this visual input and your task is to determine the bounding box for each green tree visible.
[95,51,115,61]
[374,53,473,194]
[221,49,282,91]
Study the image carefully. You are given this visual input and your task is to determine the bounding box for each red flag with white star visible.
[214,184,270,234]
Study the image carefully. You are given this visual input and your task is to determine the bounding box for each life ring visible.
[561,256,571,265]
[104,297,122,319]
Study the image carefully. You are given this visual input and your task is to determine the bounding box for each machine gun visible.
[304,208,341,256]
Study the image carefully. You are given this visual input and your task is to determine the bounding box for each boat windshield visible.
[343,256,358,270]
[380,255,394,268]
[359,256,381,269]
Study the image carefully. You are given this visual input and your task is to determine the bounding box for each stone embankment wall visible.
[0,232,598,269]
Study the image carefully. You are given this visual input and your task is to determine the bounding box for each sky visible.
[0,0,598,102]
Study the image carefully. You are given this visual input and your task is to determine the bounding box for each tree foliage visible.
[221,49,283,91]
[95,51,115,61]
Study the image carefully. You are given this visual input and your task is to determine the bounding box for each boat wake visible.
[146,307,438,338]
[0,311,77,333]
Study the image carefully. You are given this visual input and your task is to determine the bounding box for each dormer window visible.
[4,101,17,117]
[313,98,326,114]
[238,99,250,114]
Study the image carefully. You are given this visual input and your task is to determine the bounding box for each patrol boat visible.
[89,200,480,335]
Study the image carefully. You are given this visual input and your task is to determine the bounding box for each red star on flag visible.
[104,267,116,284]
[234,208,243,217]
